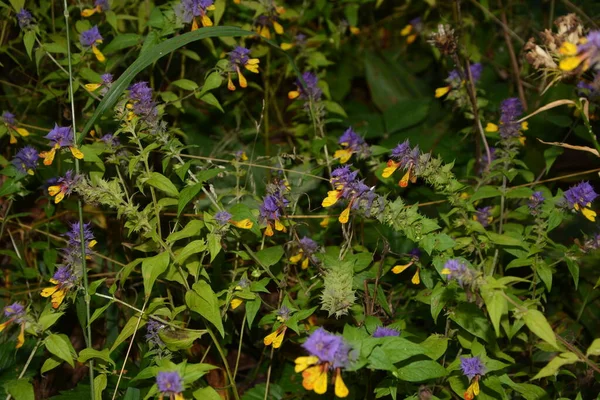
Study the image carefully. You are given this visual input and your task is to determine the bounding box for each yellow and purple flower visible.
[214,210,253,229]
[289,237,319,270]
[85,73,113,95]
[563,181,598,221]
[322,165,378,224]
[333,127,370,164]
[81,0,110,17]
[230,277,250,310]
[255,13,284,39]
[12,146,39,175]
[127,81,159,123]
[441,259,474,287]
[227,46,260,91]
[40,267,77,308]
[294,328,350,397]
[485,98,528,144]
[435,62,482,98]
[400,17,423,44]
[176,0,216,30]
[264,305,291,349]
[2,111,30,144]
[0,303,27,348]
[39,124,83,165]
[474,206,493,227]
[381,140,420,187]
[461,356,485,400]
[391,248,421,284]
[259,182,289,236]
[80,26,105,62]
[559,30,600,72]
[47,170,82,204]
[156,371,184,400]
[281,33,307,51]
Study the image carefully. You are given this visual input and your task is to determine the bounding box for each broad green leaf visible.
[159,328,204,351]
[384,99,430,133]
[146,172,179,197]
[193,387,221,400]
[178,183,203,216]
[394,360,447,382]
[103,33,143,54]
[523,309,558,349]
[167,220,204,243]
[94,374,107,400]
[172,79,199,91]
[198,72,223,97]
[481,287,507,337]
[450,303,494,342]
[110,314,148,352]
[487,232,526,248]
[199,93,224,112]
[174,240,207,265]
[207,232,221,262]
[4,379,34,400]
[41,357,62,373]
[45,334,75,367]
[23,31,35,60]
[420,335,448,360]
[255,245,284,267]
[532,352,578,379]
[471,186,501,202]
[38,311,64,331]
[586,338,600,356]
[186,281,225,337]
[78,348,115,367]
[142,252,170,298]
[183,363,218,383]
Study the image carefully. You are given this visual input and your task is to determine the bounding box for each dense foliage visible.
[2,0,600,399]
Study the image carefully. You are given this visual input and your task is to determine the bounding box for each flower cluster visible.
[382,140,421,187]
[227,46,260,91]
[400,17,423,44]
[441,259,475,287]
[288,71,322,103]
[176,0,216,30]
[81,0,110,17]
[39,124,83,166]
[294,328,350,397]
[435,62,482,98]
[100,133,120,149]
[146,319,165,347]
[485,98,527,143]
[529,191,545,215]
[48,170,82,204]
[322,165,379,224]
[559,30,600,72]
[214,210,253,229]
[127,82,158,123]
[80,26,105,62]
[461,356,486,400]
[12,146,39,175]
[391,248,422,284]
[41,222,96,308]
[289,236,319,270]
[333,127,370,164]
[563,181,598,221]
[259,181,289,236]
[156,371,184,400]
[474,206,493,227]
[0,303,27,348]
[17,9,35,30]
[3,111,30,144]
[372,326,400,338]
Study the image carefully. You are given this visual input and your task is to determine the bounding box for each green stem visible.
[61,1,94,397]
[206,326,240,400]
[0,199,13,241]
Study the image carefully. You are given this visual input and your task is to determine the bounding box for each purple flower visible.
[4,303,25,322]
[338,127,369,157]
[298,237,318,255]
[215,211,232,225]
[475,206,492,227]
[302,328,350,368]
[176,0,214,23]
[460,356,486,380]
[499,98,523,139]
[145,319,165,347]
[390,140,420,167]
[80,26,103,47]
[156,371,183,395]
[576,31,600,71]
[101,73,113,85]
[17,9,34,29]
[128,82,158,121]
[447,63,482,86]
[100,134,119,148]
[469,63,483,82]
[564,182,598,209]
[276,305,291,321]
[229,46,250,67]
[293,71,322,102]
[442,259,471,286]
[95,0,110,11]
[2,111,16,125]
[529,191,545,214]
[52,266,77,287]
[372,326,400,338]
[12,146,39,174]
[46,124,74,148]
[66,222,95,248]
[331,165,359,191]
[236,277,250,289]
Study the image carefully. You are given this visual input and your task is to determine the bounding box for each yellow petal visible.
[259,26,271,39]
[391,263,412,274]
[231,298,244,310]
[399,170,411,188]
[441,268,450,275]
[301,257,309,270]
[339,207,350,224]
[51,289,67,308]
[54,192,65,204]
[273,21,284,35]
[333,149,353,164]
[264,329,279,346]
[16,324,25,349]
[281,43,293,50]
[294,356,319,372]
[10,133,17,144]
[382,161,400,178]
[302,365,326,391]
[518,135,526,146]
[48,185,61,196]
[192,18,199,31]
[174,394,184,400]
[50,278,59,284]
[245,64,259,73]
[232,219,253,229]
[313,368,328,394]
[411,269,420,285]
[334,370,349,398]
[559,42,578,56]
[582,207,597,222]
[238,71,248,88]
[207,4,216,10]
[41,285,59,298]
[92,45,106,63]
[201,15,213,27]
[322,191,340,208]
[289,253,303,264]
[41,148,56,166]
[485,122,499,132]
[16,127,29,137]
[70,146,84,159]
[435,86,451,98]
[472,380,480,396]
[81,8,97,17]
[559,56,583,71]
[288,90,300,99]
[407,34,417,44]
[320,217,330,227]
[521,121,529,131]
[349,26,360,35]
[227,74,236,91]
[0,320,12,332]
[264,224,274,237]
[400,24,412,36]
[88,240,97,248]
[272,327,287,348]
[246,58,260,65]
[85,83,102,91]
[274,219,286,232]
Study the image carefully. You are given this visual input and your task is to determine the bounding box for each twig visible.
[498,0,528,110]
[467,0,525,44]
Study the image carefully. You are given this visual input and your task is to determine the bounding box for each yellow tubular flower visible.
[227,73,236,91]
[288,90,300,99]
[85,83,102,91]
[391,262,413,274]
[16,127,29,137]
[382,160,400,178]
[320,217,330,227]
[334,369,349,398]
[281,42,293,50]
[274,219,286,232]
[191,18,199,31]
[485,122,499,132]
[263,326,287,348]
[559,56,584,71]
[333,149,353,164]
[399,169,412,187]
[339,207,350,224]
[559,42,578,56]
[264,224,274,237]
[294,356,319,373]
[411,268,421,285]
[400,24,412,36]
[322,191,340,207]
[201,15,213,27]
[92,45,105,62]
[302,365,328,394]
[301,257,309,270]
[349,26,360,35]
[70,147,84,159]
[245,59,260,73]
[289,252,303,264]
[236,67,248,88]
[232,219,253,229]
[9,133,17,144]
[407,34,417,44]
[231,298,244,310]
[0,320,12,332]
[16,324,25,349]
[582,207,597,221]
[174,394,184,400]
[435,86,451,98]
[81,5,101,17]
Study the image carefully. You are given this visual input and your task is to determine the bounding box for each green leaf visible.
[9,0,24,11]
[523,309,559,349]
[45,334,75,367]
[142,252,170,298]
[103,34,142,54]
[450,303,494,342]
[4,379,34,400]
[110,315,147,352]
[94,374,107,400]
[38,311,64,331]
[198,72,223,97]
[167,220,204,243]
[255,245,284,267]
[23,31,35,60]
[532,352,578,379]
[159,328,204,351]
[323,100,347,117]
[183,363,218,383]
[178,183,203,216]
[199,93,224,112]
[146,172,179,197]
[207,233,221,262]
[471,186,501,202]
[586,338,600,356]
[564,257,579,289]
[487,232,526,248]
[175,240,207,265]
[88,278,106,295]
[481,287,508,337]
[172,79,199,91]
[384,99,430,133]
[420,335,448,360]
[193,387,221,400]
[41,357,62,373]
[78,348,115,366]
[186,281,225,337]
[394,360,447,382]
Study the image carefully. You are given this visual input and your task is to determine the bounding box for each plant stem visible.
[61,1,95,397]
[206,326,240,400]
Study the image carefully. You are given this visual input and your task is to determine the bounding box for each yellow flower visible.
[231,219,253,229]
[294,356,319,372]
[302,364,328,394]
[382,160,400,178]
[322,190,340,208]
[338,206,351,224]
[391,262,420,284]
[92,45,105,63]
[334,368,349,398]
[263,325,287,348]
[41,281,68,309]
[230,298,244,310]
[464,376,480,400]
[435,86,451,98]
[485,122,499,133]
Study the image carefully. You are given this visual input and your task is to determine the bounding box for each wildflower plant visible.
[3,1,600,400]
